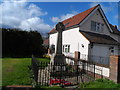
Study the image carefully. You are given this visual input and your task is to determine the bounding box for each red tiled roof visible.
[48,28,57,34]
[49,4,99,34]
[43,39,49,45]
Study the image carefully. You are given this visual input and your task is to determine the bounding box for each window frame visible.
[63,44,70,53]
[91,21,104,32]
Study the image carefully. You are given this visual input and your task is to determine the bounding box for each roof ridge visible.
[62,4,99,24]
[62,4,99,28]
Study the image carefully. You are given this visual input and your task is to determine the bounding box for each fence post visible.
[77,65,79,84]
[74,51,80,69]
[60,64,62,85]
[101,69,103,79]
[93,64,95,79]
[48,48,51,55]
[74,51,80,84]
[109,55,120,83]
[31,55,40,85]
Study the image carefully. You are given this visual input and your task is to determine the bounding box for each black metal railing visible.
[31,55,40,83]
[29,56,103,86]
[65,56,104,79]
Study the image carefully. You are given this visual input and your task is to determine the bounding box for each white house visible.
[48,4,120,65]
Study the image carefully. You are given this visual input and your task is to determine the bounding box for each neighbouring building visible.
[48,4,120,65]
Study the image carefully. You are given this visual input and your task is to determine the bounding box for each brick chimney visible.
[113,25,117,29]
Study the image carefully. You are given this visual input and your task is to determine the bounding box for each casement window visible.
[50,44,55,53]
[63,45,70,53]
[91,21,104,32]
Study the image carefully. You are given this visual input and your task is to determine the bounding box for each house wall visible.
[90,44,110,57]
[49,27,90,56]
[84,64,110,77]
[63,27,90,55]
[80,10,110,36]
[90,43,119,57]
[49,32,58,53]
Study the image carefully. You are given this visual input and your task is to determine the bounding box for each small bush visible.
[42,55,50,59]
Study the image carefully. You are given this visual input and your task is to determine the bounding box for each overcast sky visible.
[0,0,119,33]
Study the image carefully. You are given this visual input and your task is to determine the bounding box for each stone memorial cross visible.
[53,22,66,65]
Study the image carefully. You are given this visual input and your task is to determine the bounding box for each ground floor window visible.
[50,44,55,53]
[63,45,70,53]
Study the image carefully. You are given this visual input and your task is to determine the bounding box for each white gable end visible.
[63,27,90,55]
[49,27,90,56]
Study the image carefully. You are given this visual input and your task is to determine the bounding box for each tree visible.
[2,28,45,57]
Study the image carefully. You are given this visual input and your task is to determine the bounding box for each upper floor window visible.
[63,45,70,53]
[91,21,104,32]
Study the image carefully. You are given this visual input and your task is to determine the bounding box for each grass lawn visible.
[3,58,120,89]
[79,79,120,88]
[2,58,50,86]
[0,58,2,86]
